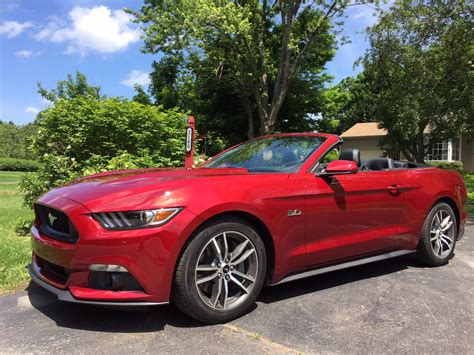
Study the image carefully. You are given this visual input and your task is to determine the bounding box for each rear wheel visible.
[416,202,457,266]
[172,218,266,324]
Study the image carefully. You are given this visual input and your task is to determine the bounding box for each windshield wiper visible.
[247,167,280,173]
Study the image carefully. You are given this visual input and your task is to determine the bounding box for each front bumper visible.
[28,263,166,306]
[30,194,201,304]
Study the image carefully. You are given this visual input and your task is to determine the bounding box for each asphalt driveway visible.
[1,224,473,354]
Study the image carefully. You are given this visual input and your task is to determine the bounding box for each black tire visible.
[416,202,457,266]
[172,217,267,324]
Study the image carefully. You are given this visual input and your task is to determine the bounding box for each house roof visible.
[340,122,387,138]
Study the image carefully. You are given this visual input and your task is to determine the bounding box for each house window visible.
[425,138,460,162]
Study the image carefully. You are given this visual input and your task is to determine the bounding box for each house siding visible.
[342,137,385,160]
[461,135,473,172]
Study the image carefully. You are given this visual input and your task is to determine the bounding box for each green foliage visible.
[132,84,153,105]
[277,73,333,134]
[129,0,351,137]
[0,121,37,160]
[0,158,40,172]
[463,173,474,215]
[195,134,228,158]
[320,73,377,134]
[37,71,102,104]
[322,148,340,164]
[428,161,464,174]
[14,217,34,236]
[149,55,184,110]
[20,96,187,207]
[361,0,473,162]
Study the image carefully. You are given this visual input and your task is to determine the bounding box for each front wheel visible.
[416,202,457,266]
[172,218,267,324]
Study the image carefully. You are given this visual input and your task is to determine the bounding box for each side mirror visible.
[316,160,358,177]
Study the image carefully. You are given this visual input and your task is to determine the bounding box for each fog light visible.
[88,271,144,291]
[89,264,127,272]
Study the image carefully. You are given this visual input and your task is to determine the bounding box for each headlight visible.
[93,208,182,230]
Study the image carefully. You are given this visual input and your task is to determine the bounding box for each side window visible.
[321,147,340,164]
[314,146,341,172]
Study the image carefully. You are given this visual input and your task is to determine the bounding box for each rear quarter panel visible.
[402,167,467,243]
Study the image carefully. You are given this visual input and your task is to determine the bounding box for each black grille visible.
[39,257,70,285]
[34,203,79,243]
[88,271,144,291]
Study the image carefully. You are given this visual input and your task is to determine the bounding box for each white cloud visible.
[121,70,151,88]
[35,6,140,55]
[25,106,40,114]
[0,20,33,38]
[15,50,42,58]
[15,50,33,58]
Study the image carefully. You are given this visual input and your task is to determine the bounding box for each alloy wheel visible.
[195,231,258,311]
[430,209,455,258]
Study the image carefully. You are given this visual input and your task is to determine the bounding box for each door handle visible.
[387,184,402,194]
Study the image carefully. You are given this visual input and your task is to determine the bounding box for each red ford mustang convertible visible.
[29,133,468,323]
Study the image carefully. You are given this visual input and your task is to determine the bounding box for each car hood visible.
[44,167,249,212]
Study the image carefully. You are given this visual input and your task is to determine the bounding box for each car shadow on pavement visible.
[26,254,425,332]
[26,282,204,333]
[259,254,423,304]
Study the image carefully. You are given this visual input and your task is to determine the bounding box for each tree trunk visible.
[415,124,427,163]
[257,1,298,136]
[249,0,340,137]
[401,148,414,162]
[247,114,255,139]
[243,95,255,139]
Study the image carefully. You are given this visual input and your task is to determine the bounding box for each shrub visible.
[20,97,186,207]
[427,161,464,173]
[14,217,34,236]
[0,157,40,171]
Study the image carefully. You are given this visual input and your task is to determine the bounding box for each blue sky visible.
[0,0,380,125]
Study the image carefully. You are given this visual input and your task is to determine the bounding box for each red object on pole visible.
[184,115,195,169]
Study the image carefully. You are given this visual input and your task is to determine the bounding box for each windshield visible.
[204,136,325,172]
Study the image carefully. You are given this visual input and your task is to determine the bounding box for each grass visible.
[0,171,33,294]
[464,173,474,215]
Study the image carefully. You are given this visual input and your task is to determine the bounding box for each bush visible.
[14,217,34,236]
[0,157,40,171]
[428,161,464,173]
[20,97,187,207]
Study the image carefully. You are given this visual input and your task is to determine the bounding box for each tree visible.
[129,0,363,136]
[319,72,376,134]
[276,72,331,133]
[37,71,102,103]
[361,0,473,162]
[149,54,186,110]
[0,121,37,160]
[132,84,153,105]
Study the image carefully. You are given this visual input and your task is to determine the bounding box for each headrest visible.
[339,148,361,167]
[365,158,394,170]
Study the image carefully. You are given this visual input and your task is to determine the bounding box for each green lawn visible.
[0,171,33,294]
